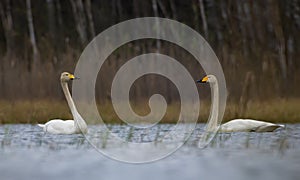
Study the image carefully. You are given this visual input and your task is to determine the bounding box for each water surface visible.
[0,124,299,180]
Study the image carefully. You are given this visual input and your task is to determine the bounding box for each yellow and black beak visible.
[69,74,79,80]
[196,76,208,83]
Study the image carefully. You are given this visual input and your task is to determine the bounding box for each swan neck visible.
[61,81,77,116]
[61,81,87,133]
[207,81,219,131]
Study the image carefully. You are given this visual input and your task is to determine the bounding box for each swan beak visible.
[69,74,75,80]
[196,76,208,83]
[69,74,79,80]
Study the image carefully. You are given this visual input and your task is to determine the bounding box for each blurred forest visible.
[0,0,299,123]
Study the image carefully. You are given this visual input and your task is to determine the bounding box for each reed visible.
[0,98,299,124]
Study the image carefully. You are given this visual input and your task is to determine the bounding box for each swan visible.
[38,72,88,134]
[197,75,284,132]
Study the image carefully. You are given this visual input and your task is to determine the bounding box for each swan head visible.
[60,72,79,82]
[196,74,217,84]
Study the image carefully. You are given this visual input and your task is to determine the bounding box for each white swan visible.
[38,72,88,134]
[197,75,284,132]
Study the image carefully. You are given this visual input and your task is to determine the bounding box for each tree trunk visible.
[236,0,249,58]
[69,0,88,46]
[111,0,123,21]
[85,0,95,38]
[0,0,14,58]
[46,0,55,41]
[116,0,123,20]
[55,0,63,27]
[157,0,169,18]
[26,0,39,66]
[268,0,287,80]
[169,0,177,19]
[0,0,16,98]
[198,0,208,39]
[151,0,161,52]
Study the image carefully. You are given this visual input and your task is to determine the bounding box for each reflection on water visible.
[0,124,299,180]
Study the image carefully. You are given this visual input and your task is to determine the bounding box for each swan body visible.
[38,72,88,134]
[220,119,284,132]
[197,75,284,132]
[38,120,77,134]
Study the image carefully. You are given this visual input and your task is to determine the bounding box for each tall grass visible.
[0,100,70,124]
[0,98,299,124]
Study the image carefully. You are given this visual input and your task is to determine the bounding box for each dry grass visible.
[237,98,300,123]
[0,98,299,124]
[0,100,71,124]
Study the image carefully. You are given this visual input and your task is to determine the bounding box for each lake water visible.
[0,124,300,180]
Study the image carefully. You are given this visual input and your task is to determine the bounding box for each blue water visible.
[0,124,299,180]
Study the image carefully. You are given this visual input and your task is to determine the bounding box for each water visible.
[0,124,300,180]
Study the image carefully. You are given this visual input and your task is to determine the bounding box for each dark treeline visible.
[0,0,299,104]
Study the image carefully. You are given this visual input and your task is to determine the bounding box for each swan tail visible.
[38,124,45,128]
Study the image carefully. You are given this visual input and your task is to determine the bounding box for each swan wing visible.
[42,119,76,134]
[255,124,284,132]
